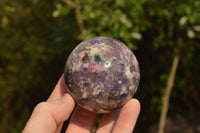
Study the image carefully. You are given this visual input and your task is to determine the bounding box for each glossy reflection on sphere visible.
[64,37,140,113]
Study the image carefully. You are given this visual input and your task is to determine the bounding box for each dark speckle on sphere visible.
[64,36,140,113]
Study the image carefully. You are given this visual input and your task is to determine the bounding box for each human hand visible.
[23,75,140,133]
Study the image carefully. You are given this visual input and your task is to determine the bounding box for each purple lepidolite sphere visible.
[64,36,140,113]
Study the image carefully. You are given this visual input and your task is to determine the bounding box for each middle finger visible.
[66,106,97,133]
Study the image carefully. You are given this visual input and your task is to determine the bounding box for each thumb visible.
[47,93,75,124]
[23,93,75,133]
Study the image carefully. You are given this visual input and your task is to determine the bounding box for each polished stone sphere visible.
[64,37,140,113]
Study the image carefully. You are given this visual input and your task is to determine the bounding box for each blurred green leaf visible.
[131,32,142,40]
[5,5,15,12]
[52,3,71,18]
[193,25,200,32]
[1,16,10,30]
[179,16,188,28]
[187,29,195,39]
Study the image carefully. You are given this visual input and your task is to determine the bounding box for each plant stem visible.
[75,0,85,32]
[158,55,179,133]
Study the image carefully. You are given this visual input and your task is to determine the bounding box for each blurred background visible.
[0,0,200,133]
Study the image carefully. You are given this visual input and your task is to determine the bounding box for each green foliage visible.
[0,0,78,132]
[57,0,146,50]
[0,0,200,132]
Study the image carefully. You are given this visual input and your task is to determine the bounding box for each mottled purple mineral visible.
[64,37,140,113]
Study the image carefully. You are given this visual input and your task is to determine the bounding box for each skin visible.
[23,75,140,133]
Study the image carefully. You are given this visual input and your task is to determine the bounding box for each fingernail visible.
[59,93,69,101]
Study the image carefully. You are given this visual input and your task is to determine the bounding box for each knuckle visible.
[34,102,49,113]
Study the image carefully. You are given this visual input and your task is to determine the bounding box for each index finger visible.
[47,74,68,102]
[46,74,71,133]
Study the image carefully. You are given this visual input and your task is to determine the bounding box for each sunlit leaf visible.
[187,29,195,39]
[5,5,15,12]
[1,16,10,30]
[193,25,200,32]
[179,16,188,27]
[131,32,142,40]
